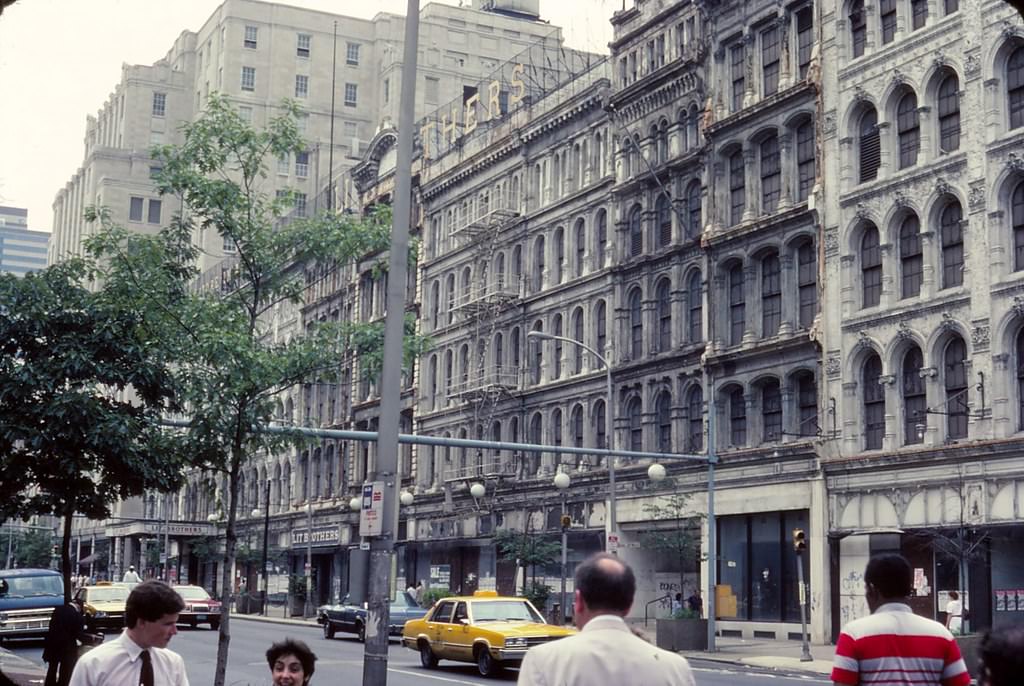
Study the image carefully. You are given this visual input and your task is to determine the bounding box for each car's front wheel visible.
[476,647,499,677]
[419,642,438,669]
[209,618,220,631]
[323,621,335,639]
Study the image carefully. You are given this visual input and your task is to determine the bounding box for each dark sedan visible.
[318,591,427,641]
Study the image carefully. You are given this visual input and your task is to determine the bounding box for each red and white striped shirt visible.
[831,603,969,686]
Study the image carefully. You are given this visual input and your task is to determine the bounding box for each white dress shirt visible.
[517,614,696,686]
[69,630,189,686]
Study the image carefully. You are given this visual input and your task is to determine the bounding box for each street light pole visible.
[260,479,271,616]
[527,331,616,552]
[553,471,570,624]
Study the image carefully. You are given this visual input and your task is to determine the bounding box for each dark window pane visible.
[797,8,814,79]
[718,517,749,619]
[730,388,746,446]
[903,347,926,445]
[762,380,782,442]
[687,181,702,238]
[798,374,817,436]
[797,122,815,201]
[657,394,672,452]
[941,201,964,289]
[938,75,961,152]
[761,26,779,96]
[762,254,781,336]
[751,513,782,620]
[761,136,780,213]
[911,0,928,30]
[860,109,880,182]
[629,290,643,359]
[881,0,897,43]
[729,265,745,345]
[688,387,703,451]
[900,215,922,298]
[688,271,703,342]
[730,151,745,226]
[863,355,885,450]
[897,93,920,169]
[1017,328,1024,430]
[1015,183,1024,271]
[944,0,958,13]
[861,225,882,307]
[630,207,643,256]
[731,44,745,112]
[657,281,671,352]
[798,242,817,329]
[1009,48,1024,130]
[657,196,672,247]
[850,0,867,57]
[945,338,968,439]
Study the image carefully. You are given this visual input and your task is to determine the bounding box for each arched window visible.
[658,119,669,164]
[940,200,964,289]
[945,337,968,440]
[762,253,781,336]
[594,399,607,465]
[430,280,440,329]
[796,120,815,201]
[729,263,745,345]
[729,150,745,226]
[572,307,584,374]
[687,386,704,451]
[494,252,506,290]
[511,327,521,368]
[531,320,543,384]
[553,227,565,284]
[656,194,672,247]
[596,209,608,267]
[528,414,542,474]
[902,347,926,445]
[444,349,453,397]
[1016,328,1024,430]
[446,273,456,324]
[1015,182,1024,271]
[1009,47,1024,130]
[494,332,504,371]
[729,388,746,447]
[686,180,702,238]
[428,354,438,407]
[762,379,782,442]
[861,224,882,308]
[899,214,922,299]
[656,392,672,452]
[627,397,642,452]
[574,219,586,278]
[552,408,563,459]
[688,271,703,342]
[629,204,643,257]
[797,240,817,329]
[595,299,607,359]
[656,279,672,352]
[897,92,920,169]
[796,372,818,436]
[859,108,880,182]
[863,354,885,450]
[760,135,780,214]
[850,0,867,58]
[553,314,563,379]
[459,343,469,386]
[533,235,545,292]
[761,23,780,96]
[571,404,584,466]
[678,109,690,152]
[937,73,960,153]
[628,287,643,359]
[880,0,897,44]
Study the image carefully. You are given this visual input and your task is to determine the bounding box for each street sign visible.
[265,561,273,572]
[359,541,370,551]
[359,481,385,537]
[607,534,619,552]
[429,564,451,587]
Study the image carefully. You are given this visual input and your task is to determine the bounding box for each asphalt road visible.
[4,620,832,686]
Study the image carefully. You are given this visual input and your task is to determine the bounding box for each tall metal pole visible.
[163,495,171,582]
[327,20,338,211]
[706,378,717,652]
[363,0,419,683]
[796,548,813,661]
[560,491,568,624]
[260,480,271,616]
[305,459,313,617]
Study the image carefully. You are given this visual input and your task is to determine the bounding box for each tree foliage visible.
[639,481,703,600]
[494,528,561,596]
[85,93,428,686]
[0,262,185,600]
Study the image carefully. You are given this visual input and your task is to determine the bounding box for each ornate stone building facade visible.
[820,0,1024,637]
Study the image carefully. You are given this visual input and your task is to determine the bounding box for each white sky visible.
[0,0,617,233]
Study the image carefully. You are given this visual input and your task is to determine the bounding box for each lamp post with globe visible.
[554,471,571,624]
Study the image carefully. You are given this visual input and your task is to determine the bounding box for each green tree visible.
[0,262,185,602]
[13,528,55,569]
[85,93,427,686]
[494,528,561,596]
[640,481,702,613]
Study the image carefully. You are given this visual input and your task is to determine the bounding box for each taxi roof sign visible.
[473,590,499,597]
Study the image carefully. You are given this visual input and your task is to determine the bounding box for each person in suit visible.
[517,552,696,686]
[43,600,89,686]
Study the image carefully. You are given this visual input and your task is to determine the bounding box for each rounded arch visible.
[783,109,816,130]
[841,95,880,139]
[984,34,1024,84]
[926,320,972,369]
[843,335,886,381]
[844,215,881,256]
[749,124,781,146]
[923,62,963,105]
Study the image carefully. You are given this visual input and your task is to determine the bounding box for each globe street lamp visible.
[554,471,571,625]
[647,463,667,482]
[469,482,486,499]
[528,329,617,553]
[400,490,415,507]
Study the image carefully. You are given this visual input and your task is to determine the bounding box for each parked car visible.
[401,590,576,677]
[0,568,64,642]
[319,591,427,642]
[75,583,130,632]
[172,585,222,629]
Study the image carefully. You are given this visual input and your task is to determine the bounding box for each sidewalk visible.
[627,621,834,677]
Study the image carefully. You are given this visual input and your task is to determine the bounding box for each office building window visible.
[296,151,309,178]
[731,43,745,112]
[912,0,928,30]
[129,197,144,222]
[729,264,745,346]
[761,26,780,97]
[761,254,781,336]
[940,200,964,289]
[937,74,960,152]
[244,25,258,49]
[729,388,746,446]
[797,8,814,79]
[760,136,780,213]
[152,92,166,117]
[346,42,360,65]
[880,0,897,44]
[861,224,882,307]
[1008,47,1024,130]
[295,75,309,99]
[241,66,256,92]
[863,354,885,450]
[344,83,358,107]
[297,33,311,58]
[897,92,920,168]
[859,108,880,182]
[797,241,817,329]
[730,150,745,226]
[903,346,925,445]
[796,121,815,201]
[850,0,867,57]
[899,214,922,298]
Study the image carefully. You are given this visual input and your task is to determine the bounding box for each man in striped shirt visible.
[831,554,970,686]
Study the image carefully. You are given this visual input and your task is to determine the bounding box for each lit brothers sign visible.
[420,63,527,162]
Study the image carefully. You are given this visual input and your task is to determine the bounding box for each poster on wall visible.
[1018,590,1024,611]
[996,590,1007,611]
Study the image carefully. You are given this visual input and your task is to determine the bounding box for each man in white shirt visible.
[121,566,141,584]
[517,553,696,686]
[70,580,189,686]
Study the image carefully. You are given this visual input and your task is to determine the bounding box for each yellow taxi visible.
[401,590,576,677]
[74,582,130,632]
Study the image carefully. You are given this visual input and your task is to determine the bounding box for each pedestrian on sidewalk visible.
[944,590,963,635]
[831,554,969,686]
[978,626,1024,686]
[413,580,424,606]
[69,580,189,686]
[121,565,141,584]
[42,599,90,686]
[517,552,695,686]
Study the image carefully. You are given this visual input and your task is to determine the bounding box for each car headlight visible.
[95,612,107,618]
[504,637,527,648]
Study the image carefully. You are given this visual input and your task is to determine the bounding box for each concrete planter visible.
[955,634,982,681]
[288,595,306,617]
[655,618,709,652]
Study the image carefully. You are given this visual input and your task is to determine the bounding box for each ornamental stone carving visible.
[964,50,981,80]
[826,353,842,378]
[935,177,953,198]
[823,109,837,138]
[939,312,957,332]
[825,226,839,254]
[968,179,986,213]
[854,202,872,220]
[1013,295,1024,319]
[972,325,990,351]
[1008,153,1024,174]
[896,321,914,340]
[853,85,870,103]
[893,190,912,208]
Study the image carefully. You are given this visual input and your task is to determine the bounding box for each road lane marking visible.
[389,667,489,684]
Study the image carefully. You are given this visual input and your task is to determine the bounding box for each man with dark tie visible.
[69,580,188,686]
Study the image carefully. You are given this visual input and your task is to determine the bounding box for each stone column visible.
[839,137,854,193]
[778,14,793,92]
[780,385,795,441]
[879,242,895,308]
[778,132,794,210]
[876,121,893,179]
[742,262,759,346]
[779,253,796,336]
[742,32,757,109]
[917,106,933,165]
[920,230,936,297]
[742,144,758,223]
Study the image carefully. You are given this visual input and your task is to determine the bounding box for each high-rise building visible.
[0,206,49,275]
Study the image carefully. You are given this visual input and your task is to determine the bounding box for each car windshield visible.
[175,587,211,600]
[393,592,417,607]
[3,575,63,597]
[88,588,129,602]
[471,600,544,623]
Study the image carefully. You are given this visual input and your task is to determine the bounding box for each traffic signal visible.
[793,528,807,554]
